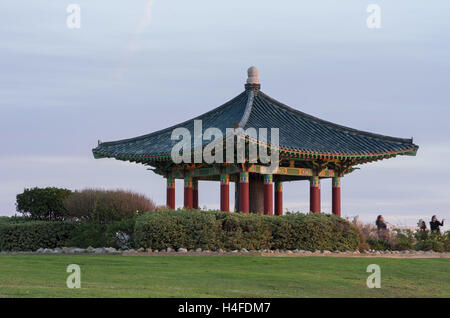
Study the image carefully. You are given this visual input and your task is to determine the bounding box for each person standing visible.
[376,215,387,239]
[418,219,427,231]
[429,215,445,233]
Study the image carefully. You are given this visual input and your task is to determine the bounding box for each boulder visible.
[104,247,117,254]
[53,248,62,254]
[94,248,105,254]
[177,248,188,253]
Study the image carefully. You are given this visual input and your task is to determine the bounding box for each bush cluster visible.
[16,187,72,220]
[359,225,450,252]
[63,189,155,223]
[15,187,155,223]
[134,210,360,251]
[0,221,77,251]
[0,218,137,251]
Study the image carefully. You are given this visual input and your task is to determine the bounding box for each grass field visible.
[0,255,448,297]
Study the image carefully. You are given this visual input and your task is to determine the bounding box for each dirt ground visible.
[123,251,450,259]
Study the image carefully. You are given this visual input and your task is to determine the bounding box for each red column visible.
[310,176,321,213]
[239,171,249,213]
[192,178,199,209]
[166,176,175,210]
[184,176,193,210]
[332,177,341,217]
[274,181,283,216]
[264,174,273,216]
[220,173,229,212]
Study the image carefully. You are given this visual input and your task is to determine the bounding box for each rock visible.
[94,248,105,254]
[146,248,152,253]
[203,250,211,253]
[195,248,202,252]
[53,248,62,254]
[104,247,117,254]
[73,248,85,254]
[231,250,239,253]
[86,246,95,253]
[287,250,293,254]
[240,248,249,253]
[177,248,188,253]
[313,250,321,254]
[126,249,136,253]
[36,248,44,253]
[153,249,159,253]
[217,249,225,253]
[137,247,145,253]
[166,247,173,252]
[322,250,331,254]
[298,250,306,254]
[160,249,167,253]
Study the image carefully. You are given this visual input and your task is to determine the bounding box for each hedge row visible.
[0,211,360,251]
[0,221,77,251]
[134,210,360,251]
[0,219,136,251]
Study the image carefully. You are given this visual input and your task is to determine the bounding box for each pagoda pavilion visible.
[92,67,418,216]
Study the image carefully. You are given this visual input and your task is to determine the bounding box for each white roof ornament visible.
[247,66,260,84]
[245,66,261,90]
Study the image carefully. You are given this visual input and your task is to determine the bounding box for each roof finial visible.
[245,66,261,90]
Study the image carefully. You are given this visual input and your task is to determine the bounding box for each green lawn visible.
[0,255,448,297]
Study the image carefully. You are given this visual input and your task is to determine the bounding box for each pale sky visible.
[1,0,449,229]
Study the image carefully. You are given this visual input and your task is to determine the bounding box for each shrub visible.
[414,230,448,252]
[0,221,77,251]
[134,210,360,251]
[135,210,219,250]
[64,189,155,223]
[393,229,414,251]
[68,223,107,248]
[367,239,391,251]
[16,187,72,220]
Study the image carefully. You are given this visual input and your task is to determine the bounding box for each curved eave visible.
[92,142,418,164]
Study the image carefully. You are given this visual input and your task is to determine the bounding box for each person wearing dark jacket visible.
[418,220,427,231]
[376,215,387,230]
[430,215,445,233]
[376,215,387,239]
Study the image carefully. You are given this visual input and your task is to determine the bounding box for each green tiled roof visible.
[92,88,418,162]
